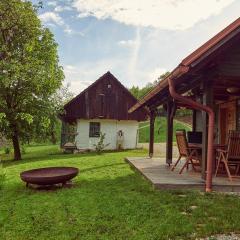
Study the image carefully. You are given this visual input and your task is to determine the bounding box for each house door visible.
[219,101,236,144]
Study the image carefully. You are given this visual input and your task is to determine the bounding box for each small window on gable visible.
[89,122,100,137]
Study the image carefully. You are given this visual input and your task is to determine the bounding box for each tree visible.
[0,0,64,160]
[129,83,154,99]
[129,71,170,99]
[23,84,74,145]
[46,84,74,144]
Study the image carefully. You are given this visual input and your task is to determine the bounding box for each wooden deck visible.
[125,157,240,192]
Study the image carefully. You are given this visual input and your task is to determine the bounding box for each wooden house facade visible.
[60,71,148,150]
[129,18,240,191]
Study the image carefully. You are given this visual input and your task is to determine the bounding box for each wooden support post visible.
[60,121,67,148]
[149,110,155,158]
[166,101,174,165]
[201,80,213,180]
[192,110,197,131]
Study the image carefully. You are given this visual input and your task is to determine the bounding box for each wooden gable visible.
[61,72,148,123]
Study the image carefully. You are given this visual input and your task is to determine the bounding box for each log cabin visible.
[60,71,148,150]
[129,17,240,191]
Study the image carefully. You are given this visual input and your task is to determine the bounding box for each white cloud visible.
[63,58,169,95]
[148,67,167,83]
[73,0,234,30]
[64,25,73,34]
[54,6,73,12]
[63,59,130,94]
[63,25,85,36]
[39,12,64,26]
[77,12,91,19]
[118,39,138,47]
[64,65,77,72]
[63,62,109,93]
[39,11,83,36]
[47,1,57,7]
[128,28,141,86]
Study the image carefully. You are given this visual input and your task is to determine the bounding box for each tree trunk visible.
[11,126,21,160]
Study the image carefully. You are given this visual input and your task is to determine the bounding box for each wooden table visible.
[188,143,226,171]
[188,143,225,150]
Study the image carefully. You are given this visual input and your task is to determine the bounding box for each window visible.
[89,122,100,137]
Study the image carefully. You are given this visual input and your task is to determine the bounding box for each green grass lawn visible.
[139,117,191,143]
[1,145,240,240]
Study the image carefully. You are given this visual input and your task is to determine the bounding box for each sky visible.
[34,0,240,95]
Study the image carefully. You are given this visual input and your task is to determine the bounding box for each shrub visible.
[93,132,110,154]
[4,147,11,154]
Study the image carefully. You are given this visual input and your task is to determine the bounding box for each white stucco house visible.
[60,72,148,150]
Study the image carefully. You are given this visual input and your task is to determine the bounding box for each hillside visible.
[138,117,191,143]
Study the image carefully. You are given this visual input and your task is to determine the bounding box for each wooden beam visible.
[60,121,67,148]
[192,110,197,131]
[145,74,203,111]
[149,109,156,158]
[166,101,174,165]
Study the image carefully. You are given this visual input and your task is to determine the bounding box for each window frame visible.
[89,122,101,138]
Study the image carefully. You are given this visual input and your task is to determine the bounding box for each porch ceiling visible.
[213,77,240,100]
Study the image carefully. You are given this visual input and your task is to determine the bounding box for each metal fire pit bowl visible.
[20,167,79,187]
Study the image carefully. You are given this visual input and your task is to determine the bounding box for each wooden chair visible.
[215,130,240,181]
[172,130,201,174]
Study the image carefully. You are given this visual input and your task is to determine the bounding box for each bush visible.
[4,147,11,154]
[93,132,110,154]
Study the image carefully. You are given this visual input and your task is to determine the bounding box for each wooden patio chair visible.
[215,130,240,181]
[171,130,201,174]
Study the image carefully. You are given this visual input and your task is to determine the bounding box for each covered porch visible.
[129,18,240,191]
[126,157,240,192]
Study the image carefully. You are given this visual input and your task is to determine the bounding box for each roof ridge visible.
[64,71,110,108]
[182,17,240,66]
[64,71,139,108]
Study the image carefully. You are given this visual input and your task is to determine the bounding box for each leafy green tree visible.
[31,85,74,144]
[129,71,170,99]
[0,0,64,160]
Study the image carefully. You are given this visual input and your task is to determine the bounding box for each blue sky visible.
[35,0,240,94]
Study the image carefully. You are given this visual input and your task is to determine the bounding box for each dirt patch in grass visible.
[198,233,240,240]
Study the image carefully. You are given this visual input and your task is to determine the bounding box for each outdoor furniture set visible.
[172,129,240,181]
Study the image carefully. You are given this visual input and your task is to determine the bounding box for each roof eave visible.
[128,65,189,113]
[129,17,240,113]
